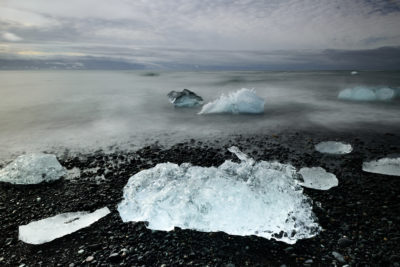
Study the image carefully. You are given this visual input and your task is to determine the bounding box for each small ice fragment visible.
[118,146,320,244]
[66,167,81,180]
[198,88,264,114]
[350,71,358,75]
[298,167,338,190]
[338,86,396,101]
[0,153,66,184]
[315,141,352,155]
[167,89,203,107]
[18,207,111,244]
[362,157,400,176]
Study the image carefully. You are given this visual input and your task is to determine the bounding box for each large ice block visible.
[118,146,319,244]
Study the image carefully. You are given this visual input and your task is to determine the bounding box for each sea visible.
[0,70,399,161]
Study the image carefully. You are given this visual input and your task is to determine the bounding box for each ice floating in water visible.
[315,141,352,155]
[338,86,396,101]
[298,167,338,190]
[118,146,320,244]
[167,89,203,107]
[350,71,358,75]
[362,157,400,176]
[0,153,66,184]
[198,88,265,114]
[19,207,110,244]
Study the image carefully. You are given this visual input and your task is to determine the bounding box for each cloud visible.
[17,50,84,57]
[1,0,400,49]
[1,32,22,41]
[0,0,399,69]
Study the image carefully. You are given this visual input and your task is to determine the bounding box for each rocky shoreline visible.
[1,130,399,266]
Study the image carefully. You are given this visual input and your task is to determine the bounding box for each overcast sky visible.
[1,0,400,69]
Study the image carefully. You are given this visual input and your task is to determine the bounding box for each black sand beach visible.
[1,130,400,266]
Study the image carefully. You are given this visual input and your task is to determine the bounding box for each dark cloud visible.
[1,46,399,70]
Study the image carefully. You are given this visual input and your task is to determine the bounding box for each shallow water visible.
[0,70,399,160]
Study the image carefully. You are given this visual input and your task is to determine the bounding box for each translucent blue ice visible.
[118,147,320,244]
[338,86,396,101]
[199,88,264,114]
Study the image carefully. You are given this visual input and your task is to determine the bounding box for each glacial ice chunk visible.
[315,141,352,155]
[362,157,400,176]
[338,86,396,101]
[118,146,320,244]
[298,167,338,190]
[167,89,203,107]
[0,153,66,184]
[198,88,265,114]
[19,207,111,244]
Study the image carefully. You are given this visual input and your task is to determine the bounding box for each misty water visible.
[0,70,399,160]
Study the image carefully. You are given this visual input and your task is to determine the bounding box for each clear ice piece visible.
[167,89,203,107]
[19,207,111,244]
[362,157,400,176]
[0,153,66,184]
[198,88,264,114]
[315,141,352,155]
[338,86,396,101]
[118,146,320,244]
[298,167,338,190]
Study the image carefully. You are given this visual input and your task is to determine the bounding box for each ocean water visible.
[0,70,399,160]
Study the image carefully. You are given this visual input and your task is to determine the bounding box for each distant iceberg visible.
[315,141,352,155]
[19,207,110,244]
[350,71,358,75]
[118,146,320,244]
[338,86,396,101]
[167,89,203,107]
[198,88,264,114]
[362,157,400,176]
[298,167,338,190]
[0,153,66,184]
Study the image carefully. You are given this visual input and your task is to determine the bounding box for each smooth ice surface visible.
[362,157,400,176]
[118,146,320,244]
[19,207,111,244]
[315,141,352,155]
[338,86,396,101]
[298,167,338,190]
[0,153,66,184]
[167,89,203,107]
[198,88,264,114]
